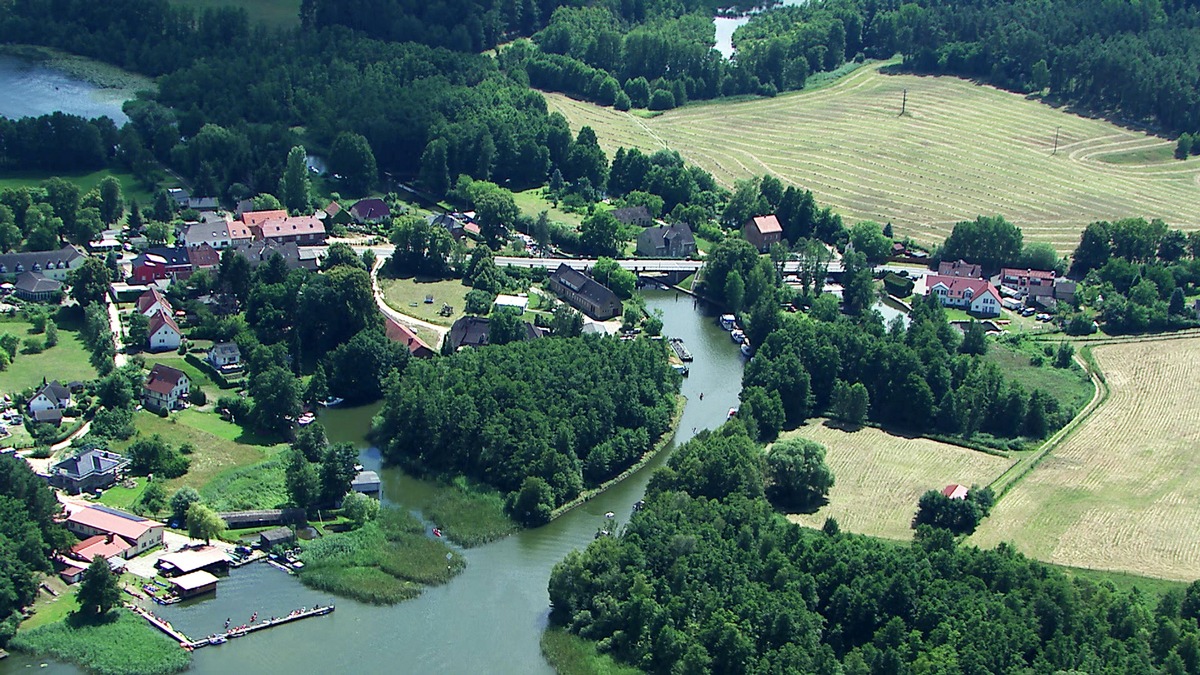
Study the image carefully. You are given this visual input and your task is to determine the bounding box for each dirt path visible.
[369,259,447,350]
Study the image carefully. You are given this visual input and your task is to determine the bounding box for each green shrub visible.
[10,611,191,675]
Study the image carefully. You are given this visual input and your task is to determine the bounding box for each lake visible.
[714,0,809,59]
[0,291,746,674]
[0,53,139,124]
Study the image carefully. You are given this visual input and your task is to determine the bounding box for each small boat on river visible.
[730,329,745,344]
[668,337,693,361]
[718,314,736,330]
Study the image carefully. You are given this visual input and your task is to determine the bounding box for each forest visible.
[372,336,679,524]
[549,423,1200,674]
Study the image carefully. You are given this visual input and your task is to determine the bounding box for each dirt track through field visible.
[543,62,1200,251]
[971,337,1200,581]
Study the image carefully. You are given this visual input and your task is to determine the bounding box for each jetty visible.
[129,603,335,650]
[668,337,693,362]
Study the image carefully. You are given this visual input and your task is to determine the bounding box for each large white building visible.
[925,275,1002,317]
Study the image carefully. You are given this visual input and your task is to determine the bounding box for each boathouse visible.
[157,547,230,577]
[259,527,295,550]
[169,570,219,599]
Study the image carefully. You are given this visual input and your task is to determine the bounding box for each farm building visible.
[157,546,230,577]
[546,264,622,320]
[169,570,219,599]
[65,505,163,557]
[743,215,783,252]
[942,484,969,500]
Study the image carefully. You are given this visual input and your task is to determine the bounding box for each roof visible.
[494,294,529,309]
[323,201,343,217]
[158,547,229,574]
[52,448,128,480]
[637,223,695,254]
[34,379,71,404]
[1000,267,1055,281]
[71,534,133,561]
[227,221,253,240]
[66,505,162,541]
[259,527,294,544]
[350,199,389,221]
[137,288,172,315]
[144,247,192,267]
[942,484,969,500]
[188,243,221,269]
[448,316,491,349]
[0,245,83,275]
[231,240,319,270]
[747,215,783,235]
[185,197,219,210]
[352,470,380,487]
[147,363,188,390]
[209,342,240,359]
[549,264,619,308]
[147,310,181,338]
[170,570,219,591]
[33,408,63,423]
[927,275,1000,302]
[937,260,982,278]
[15,271,62,293]
[183,222,231,244]
[254,215,325,240]
[240,210,289,227]
[612,205,651,224]
[383,317,434,357]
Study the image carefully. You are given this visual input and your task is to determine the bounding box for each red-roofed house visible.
[137,288,173,318]
[65,505,163,557]
[937,259,982,279]
[142,363,190,412]
[925,275,1001,317]
[147,310,182,352]
[942,484,969,500]
[71,533,135,563]
[56,556,88,584]
[743,215,783,252]
[188,243,221,272]
[227,220,253,245]
[994,268,1056,298]
[384,316,435,358]
[252,215,327,245]
[350,198,390,224]
[240,210,289,227]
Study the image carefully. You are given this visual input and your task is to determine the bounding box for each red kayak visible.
[432,528,442,537]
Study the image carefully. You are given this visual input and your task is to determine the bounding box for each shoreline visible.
[0,44,154,93]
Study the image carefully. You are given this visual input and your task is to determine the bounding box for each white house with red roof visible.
[65,505,164,557]
[147,310,182,352]
[743,215,783,252]
[142,363,190,412]
[942,484,969,500]
[925,275,1002,317]
[137,288,173,318]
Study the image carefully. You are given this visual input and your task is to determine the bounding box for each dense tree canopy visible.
[0,456,70,645]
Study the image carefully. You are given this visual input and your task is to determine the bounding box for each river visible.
[0,53,139,124]
[714,0,809,59]
[1,290,745,674]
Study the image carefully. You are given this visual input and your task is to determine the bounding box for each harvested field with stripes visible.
[971,337,1200,581]
[542,62,1200,251]
[782,421,1014,541]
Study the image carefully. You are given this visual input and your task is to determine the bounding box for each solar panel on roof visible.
[91,504,146,522]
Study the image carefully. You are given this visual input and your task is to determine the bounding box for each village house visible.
[227,219,254,246]
[942,484,969,500]
[743,215,783,252]
[318,201,351,227]
[147,310,182,352]
[428,213,471,240]
[231,240,321,271]
[207,342,242,371]
[132,247,193,283]
[937,259,982,279]
[68,533,134,566]
[65,504,164,557]
[142,363,190,411]
[251,215,327,245]
[547,264,622,321]
[137,287,173,318]
[446,316,543,351]
[612,205,653,227]
[28,379,71,416]
[925,275,1002,317]
[0,245,84,282]
[349,198,390,224]
[636,223,697,258]
[49,448,129,495]
[181,219,234,249]
[384,316,436,358]
[188,243,221,273]
[994,268,1056,298]
[13,271,62,302]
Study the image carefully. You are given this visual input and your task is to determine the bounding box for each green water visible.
[3,291,744,674]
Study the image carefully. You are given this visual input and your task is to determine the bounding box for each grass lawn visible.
[1058,564,1187,600]
[379,276,471,327]
[540,628,643,675]
[11,610,191,675]
[0,168,159,211]
[542,61,1200,252]
[168,0,300,29]
[986,341,1094,414]
[97,476,149,511]
[199,455,288,511]
[783,420,1014,541]
[135,350,222,393]
[112,410,283,495]
[0,316,97,396]
[512,188,592,230]
[20,576,78,631]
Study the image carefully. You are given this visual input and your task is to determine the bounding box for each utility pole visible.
[900,89,907,116]
[1052,126,1061,155]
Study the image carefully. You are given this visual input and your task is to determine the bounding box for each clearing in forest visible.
[783,421,1013,541]
[972,336,1200,581]
[542,62,1200,251]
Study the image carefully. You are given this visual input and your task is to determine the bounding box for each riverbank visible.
[10,610,190,675]
[540,628,641,675]
[0,45,153,93]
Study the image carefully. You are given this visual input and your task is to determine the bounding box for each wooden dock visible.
[129,603,335,650]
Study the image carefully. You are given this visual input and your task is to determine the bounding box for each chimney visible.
[106,533,113,544]
[93,455,102,472]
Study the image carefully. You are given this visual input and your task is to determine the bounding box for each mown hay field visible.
[972,337,1200,581]
[783,421,1014,541]
[542,62,1200,251]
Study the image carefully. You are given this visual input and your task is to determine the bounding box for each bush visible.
[21,337,43,354]
[190,388,207,405]
[648,89,676,111]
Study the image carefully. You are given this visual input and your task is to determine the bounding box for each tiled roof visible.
[240,210,289,227]
[15,271,61,293]
[148,310,180,338]
[66,505,161,541]
[137,288,172,315]
[350,199,389,221]
[749,215,783,235]
[255,216,325,239]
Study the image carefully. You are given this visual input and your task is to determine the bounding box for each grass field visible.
[379,276,471,327]
[0,316,97,396]
[986,341,1094,413]
[168,0,300,29]
[782,421,1014,540]
[540,628,643,675]
[541,62,1200,251]
[971,336,1200,581]
[11,610,190,675]
[512,188,589,230]
[0,168,159,210]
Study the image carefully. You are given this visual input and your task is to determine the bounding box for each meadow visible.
[542,62,1200,251]
[379,276,471,327]
[972,336,1200,581]
[0,314,96,395]
[782,421,1014,541]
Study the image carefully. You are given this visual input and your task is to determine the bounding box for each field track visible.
[971,336,1200,581]
[543,62,1200,251]
[783,421,1013,541]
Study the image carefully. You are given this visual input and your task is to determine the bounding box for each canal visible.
[1,290,746,674]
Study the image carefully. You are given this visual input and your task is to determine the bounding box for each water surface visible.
[0,54,133,124]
